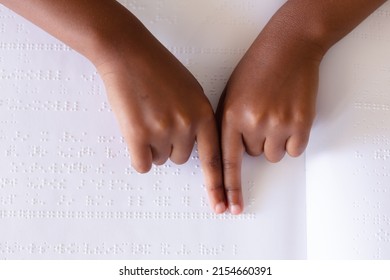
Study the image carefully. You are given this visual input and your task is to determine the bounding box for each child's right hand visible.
[216,15,322,215]
[216,0,386,214]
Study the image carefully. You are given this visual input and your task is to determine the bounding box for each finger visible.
[170,138,195,165]
[286,130,310,157]
[196,120,226,214]
[263,134,287,163]
[242,134,265,157]
[222,124,244,215]
[215,87,227,128]
[127,139,153,173]
[151,143,171,165]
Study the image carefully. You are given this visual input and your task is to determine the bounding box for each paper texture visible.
[0,1,306,259]
[1,0,389,260]
[306,5,390,259]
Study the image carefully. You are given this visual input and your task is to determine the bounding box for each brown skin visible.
[0,0,226,214]
[218,0,387,214]
[0,0,386,215]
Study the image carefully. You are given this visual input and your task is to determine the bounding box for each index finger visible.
[196,119,227,214]
[222,124,244,215]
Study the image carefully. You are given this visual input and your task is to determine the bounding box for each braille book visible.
[0,1,389,259]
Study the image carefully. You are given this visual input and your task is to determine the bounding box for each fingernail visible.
[215,202,226,214]
[230,204,242,215]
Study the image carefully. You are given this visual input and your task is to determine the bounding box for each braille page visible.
[0,1,306,259]
[306,3,390,259]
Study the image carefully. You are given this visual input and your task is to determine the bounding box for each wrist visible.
[262,2,332,61]
[248,10,327,68]
[85,14,150,72]
[272,0,387,56]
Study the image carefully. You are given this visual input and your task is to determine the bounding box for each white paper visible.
[0,1,306,259]
[3,0,389,261]
[306,3,390,259]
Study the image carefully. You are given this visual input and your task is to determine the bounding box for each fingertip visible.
[225,185,243,215]
[127,140,153,174]
[131,161,152,174]
[230,204,243,215]
[214,202,227,214]
[207,184,227,214]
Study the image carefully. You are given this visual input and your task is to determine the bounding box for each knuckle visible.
[287,129,311,158]
[176,114,193,131]
[152,118,171,135]
[152,151,169,165]
[288,149,304,158]
[153,157,168,166]
[292,109,315,129]
[223,107,238,125]
[131,161,151,174]
[287,141,307,157]
[264,140,287,163]
[265,150,285,163]
[170,154,190,165]
[170,157,184,165]
[246,111,266,130]
[222,158,238,170]
[267,113,290,129]
[224,185,241,194]
[244,137,263,157]
[203,154,222,170]
[207,184,224,193]
[246,147,263,157]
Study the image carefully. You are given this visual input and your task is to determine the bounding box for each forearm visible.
[0,0,154,67]
[254,0,387,62]
[291,0,387,50]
